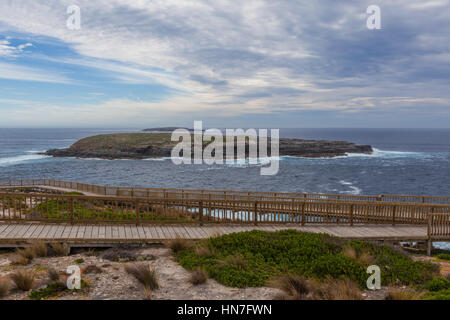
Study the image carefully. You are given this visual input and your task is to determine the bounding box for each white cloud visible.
[0,61,70,83]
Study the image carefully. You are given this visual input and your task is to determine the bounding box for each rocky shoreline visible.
[44,133,373,160]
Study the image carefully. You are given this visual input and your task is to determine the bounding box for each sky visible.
[0,0,449,128]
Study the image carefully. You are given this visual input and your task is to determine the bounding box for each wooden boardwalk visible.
[0,222,427,247]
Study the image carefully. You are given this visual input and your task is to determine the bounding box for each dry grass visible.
[190,268,208,285]
[13,254,32,266]
[51,243,70,256]
[311,278,363,300]
[0,278,10,298]
[343,246,373,266]
[143,287,152,300]
[10,270,35,291]
[385,288,421,300]
[16,247,36,262]
[125,263,159,290]
[343,246,357,260]
[358,251,374,266]
[82,265,103,274]
[30,241,48,257]
[47,268,60,282]
[194,244,214,257]
[270,274,311,300]
[168,238,191,253]
[224,255,246,267]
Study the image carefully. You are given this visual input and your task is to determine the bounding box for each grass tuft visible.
[29,241,48,257]
[125,263,159,290]
[385,288,421,300]
[168,238,191,254]
[0,278,11,298]
[312,278,362,300]
[10,269,35,291]
[51,243,70,256]
[190,268,208,285]
[271,274,311,300]
[47,268,60,282]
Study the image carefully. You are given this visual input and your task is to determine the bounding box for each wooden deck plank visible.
[0,223,430,244]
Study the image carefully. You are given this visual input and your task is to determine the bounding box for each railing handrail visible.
[1,179,450,204]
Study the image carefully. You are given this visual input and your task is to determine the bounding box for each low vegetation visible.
[10,270,35,291]
[0,278,10,298]
[28,281,68,300]
[175,230,439,289]
[50,243,70,256]
[190,268,208,285]
[168,238,191,254]
[385,288,422,300]
[125,263,159,291]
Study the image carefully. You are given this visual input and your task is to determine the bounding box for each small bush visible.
[343,246,357,260]
[437,253,450,261]
[16,247,35,262]
[168,238,191,254]
[82,265,102,274]
[423,289,450,300]
[224,255,246,267]
[47,268,60,282]
[10,270,35,291]
[195,244,214,257]
[0,278,10,298]
[74,258,85,264]
[271,274,310,300]
[385,288,421,300]
[190,268,208,285]
[51,243,70,256]
[125,264,159,290]
[312,278,362,300]
[29,281,67,300]
[13,254,32,266]
[424,277,450,292]
[30,241,48,257]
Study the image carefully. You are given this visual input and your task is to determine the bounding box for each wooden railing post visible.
[70,197,75,224]
[199,201,203,226]
[301,201,306,226]
[427,213,433,256]
[350,204,354,226]
[135,199,140,225]
[392,205,397,226]
[254,201,258,226]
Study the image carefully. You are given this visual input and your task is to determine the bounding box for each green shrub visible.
[29,281,67,300]
[175,230,438,289]
[424,277,450,292]
[437,253,450,261]
[423,289,450,300]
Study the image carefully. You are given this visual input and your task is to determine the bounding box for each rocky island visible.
[44,133,373,159]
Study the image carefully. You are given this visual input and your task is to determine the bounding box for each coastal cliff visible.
[44,133,372,159]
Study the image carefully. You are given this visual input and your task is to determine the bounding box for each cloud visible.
[0,61,71,83]
[0,39,32,57]
[0,0,449,126]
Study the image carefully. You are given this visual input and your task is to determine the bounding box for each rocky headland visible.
[44,133,373,160]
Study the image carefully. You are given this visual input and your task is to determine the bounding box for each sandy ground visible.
[0,246,281,300]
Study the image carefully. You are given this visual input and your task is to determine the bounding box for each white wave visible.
[339,180,362,195]
[25,150,46,154]
[346,148,424,158]
[0,154,51,166]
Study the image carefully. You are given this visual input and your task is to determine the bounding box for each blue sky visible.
[0,0,449,128]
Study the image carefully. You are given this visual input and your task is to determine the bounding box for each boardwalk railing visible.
[1,179,450,204]
[428,213,450,240]
[1,191,449,228]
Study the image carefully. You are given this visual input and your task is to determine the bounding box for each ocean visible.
[0,128,449,196]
